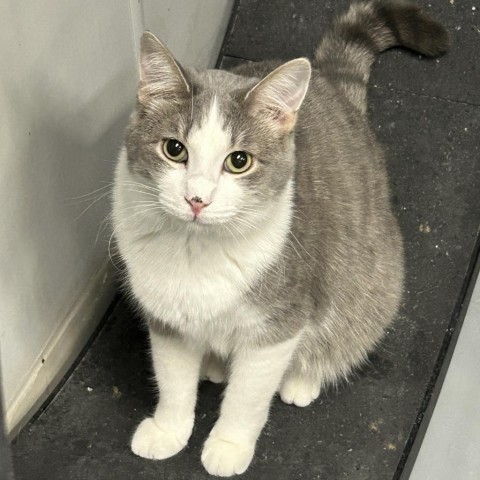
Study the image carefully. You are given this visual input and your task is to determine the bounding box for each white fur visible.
[279,374,321,407]
[113,154,293,355]
[113,100,296,476]
[202,334,302,476]
[155,97,245,225]
[184,96,230,203]
[131,332,203,460]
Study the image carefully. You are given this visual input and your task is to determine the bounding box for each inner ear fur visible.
[245,58,311,131]
[138,31,190,105]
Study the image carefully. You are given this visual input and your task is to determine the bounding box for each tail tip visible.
[390,2,450,57]
[417,15,450,57]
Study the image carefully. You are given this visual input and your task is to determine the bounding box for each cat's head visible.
[124,32,311,227]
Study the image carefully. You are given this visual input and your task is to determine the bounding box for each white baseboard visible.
[5,260,116,439]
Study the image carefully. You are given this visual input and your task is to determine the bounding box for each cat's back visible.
[298,69,399,244]
[295,69,389,209]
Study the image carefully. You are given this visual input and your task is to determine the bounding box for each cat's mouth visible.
[164,206,234,227]
[156,197,238,226]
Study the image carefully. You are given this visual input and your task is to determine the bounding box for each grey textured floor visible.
[11,1,480,479]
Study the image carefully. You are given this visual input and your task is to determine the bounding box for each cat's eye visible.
[224,151,253,174]
[162,139,188,162]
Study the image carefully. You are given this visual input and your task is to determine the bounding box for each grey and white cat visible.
[112,1,448,476]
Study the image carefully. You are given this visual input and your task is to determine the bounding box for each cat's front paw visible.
[131,418,187,460]
[201,435,254,477]
[279,375,320,407]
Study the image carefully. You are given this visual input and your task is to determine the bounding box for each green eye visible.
[162,139,188,162]
[224,151,253,174]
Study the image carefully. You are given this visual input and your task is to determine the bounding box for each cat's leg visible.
[201,335,300,476]
[131,328,204,460]
[200,352,226,384]
[279,328,323,407]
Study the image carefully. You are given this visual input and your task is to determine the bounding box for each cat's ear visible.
[245,58,311,132]
[138,31,190,105]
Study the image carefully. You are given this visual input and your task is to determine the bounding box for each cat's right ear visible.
[138,32,190,105]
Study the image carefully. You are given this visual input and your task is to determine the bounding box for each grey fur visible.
[315,0,449,113]
[118,1,448,389]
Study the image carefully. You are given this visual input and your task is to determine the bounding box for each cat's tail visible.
[314,0,449,113]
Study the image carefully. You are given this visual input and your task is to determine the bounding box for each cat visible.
[112,0,448,476]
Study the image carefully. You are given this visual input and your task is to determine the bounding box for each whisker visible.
[219,223,239,246]
[121,189,159,198]
[94,214,112,249]
[107,205,166,270]
[70,191,111,223]
[228,220,249,244]
[118,180,160,193]
[119,203,163,214]
[67,184,112,203]
[108,223,125,271]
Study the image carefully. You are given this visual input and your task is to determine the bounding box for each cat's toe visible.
[201,435,254,477]
[131,418,186,460]
[279,376,320,407]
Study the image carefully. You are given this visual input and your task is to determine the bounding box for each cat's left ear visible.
[245,58,311,132]
[138,31,190,105]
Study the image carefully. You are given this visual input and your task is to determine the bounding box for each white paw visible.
[279,375,320,407]
[201,436,254,477]
[131,418,187,460]
[201,355,226,384]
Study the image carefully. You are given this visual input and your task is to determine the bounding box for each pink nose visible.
[185,196,209,216]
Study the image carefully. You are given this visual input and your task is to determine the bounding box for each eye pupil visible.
[166,139,184,157]
[224,151,253,174]
[231,152,247,169]
[162,138,188,162]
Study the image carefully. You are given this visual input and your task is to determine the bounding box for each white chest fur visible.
[112,151,293,346]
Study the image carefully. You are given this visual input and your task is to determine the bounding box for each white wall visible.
[0,0,233,435]
[141,0,234,68]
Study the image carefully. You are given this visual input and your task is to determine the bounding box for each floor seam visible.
[373,85,480,108]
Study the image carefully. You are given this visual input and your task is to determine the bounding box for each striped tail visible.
[314,1,449,113]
